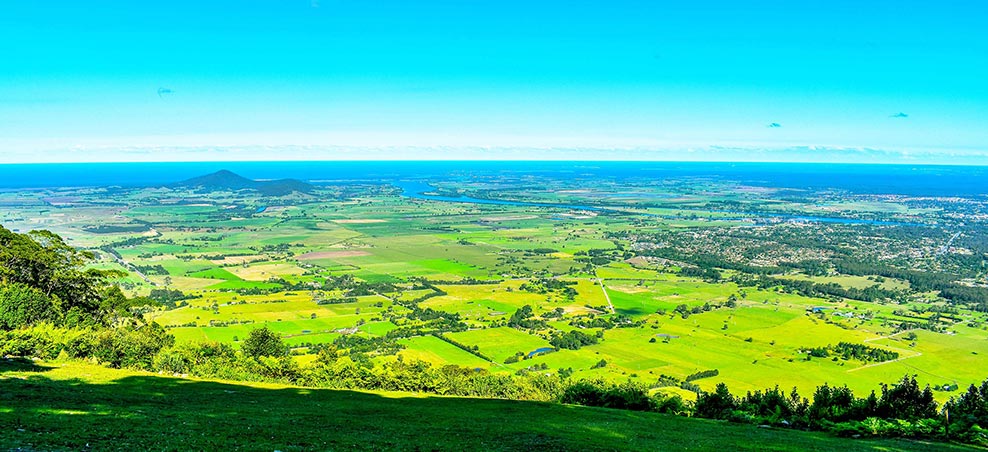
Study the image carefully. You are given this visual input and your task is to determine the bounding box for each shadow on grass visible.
[0,357,54,373]
[0,365,977,451]
[615,307,649,317]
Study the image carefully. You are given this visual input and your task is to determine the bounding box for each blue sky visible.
[1,0,986,163]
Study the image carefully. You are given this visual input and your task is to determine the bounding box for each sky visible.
[0,0,986,163]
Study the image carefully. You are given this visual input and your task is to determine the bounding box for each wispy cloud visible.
[8,143,986,165]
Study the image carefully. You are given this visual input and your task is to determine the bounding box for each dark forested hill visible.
[173,170,313,195]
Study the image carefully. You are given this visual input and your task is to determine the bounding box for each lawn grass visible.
[0,360,976,451]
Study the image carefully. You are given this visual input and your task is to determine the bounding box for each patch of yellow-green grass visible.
[398,336,493,368]
[153,294,388,328]
[444,327,552,363]
[782,273,911,290]
[581,327,671,372]
[422,283,544,316]
[147,275,220,291]
[225,262,307,281]
[596,262,668,280]
[606,277,746,317]
[359,321,398,336]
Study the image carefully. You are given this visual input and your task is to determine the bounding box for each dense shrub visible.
[694,383,737,419]
[91,322,175,369]
[549,330,599,350]
[809,384,862,424]
[561,379,658,412]
[685,369,719,382]
[241,326,287,359]
[738,386,807,423]
[0,283,60,330]
[0,323,169,369]
[876,376,937,421]
[0,324,95,360]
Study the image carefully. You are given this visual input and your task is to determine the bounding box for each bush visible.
[560,379,656,411]
[258,355,303,383]
[653,393,689,415]
[957,424,988,448]
[726,409,757,424]
[241,326,287,359]
[0,324,96,360]
[830,417,940,438]
[92,323,174,369]
[876,376,937,421]
[154,348,192,374]
[0,283,60,330]
[549,330,599,350]
[694,383,737,419]
[830,421,868,437]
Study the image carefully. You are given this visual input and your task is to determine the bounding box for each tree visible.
[809,384,857,423]
[945,380,988,428]
[241,326,287,359]
[876,375,938,421]
[508,305,534,325]
[163,276,173,305]
[0,282,60,330]
[695,383,738,419]
[549,330,599,350]
[92,322,175,369]
[0,226,121,325]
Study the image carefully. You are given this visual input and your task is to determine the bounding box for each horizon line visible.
[2,159,988,167]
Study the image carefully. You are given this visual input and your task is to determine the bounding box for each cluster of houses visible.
[807,306,866,319]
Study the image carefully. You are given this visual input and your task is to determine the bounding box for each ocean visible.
[0,161,984,197]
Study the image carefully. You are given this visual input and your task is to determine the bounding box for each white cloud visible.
[2,143,986,165]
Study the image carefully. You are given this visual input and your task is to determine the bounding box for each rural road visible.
[116,256,152,284]
[593,269,616,314]
[847,329,922,373]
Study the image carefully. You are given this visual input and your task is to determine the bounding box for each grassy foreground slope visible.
[0,361,978,452]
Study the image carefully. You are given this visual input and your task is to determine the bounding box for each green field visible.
[3,177,987,408]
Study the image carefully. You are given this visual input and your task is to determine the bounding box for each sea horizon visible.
[1,160,985,197]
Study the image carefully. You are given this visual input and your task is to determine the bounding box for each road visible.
[593,268,616,314]
[847,329,922,373]
[937,231,962,255]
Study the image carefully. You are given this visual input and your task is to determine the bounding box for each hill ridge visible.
[172,169,314,195]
